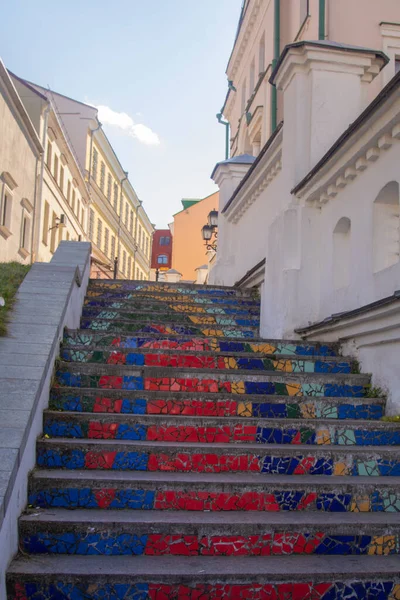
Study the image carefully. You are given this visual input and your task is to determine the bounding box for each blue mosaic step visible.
[63,330,340,357]
[19,510,400,557]
[59,347,353,375]
[28,470,400,513]
[35,438,400,476]
[49,388,385,421]
[87,280,254,296]
[84,297,261,313]
[43,412,400,447]
[7,554,400,599]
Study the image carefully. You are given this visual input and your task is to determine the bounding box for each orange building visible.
[171,192,219,281]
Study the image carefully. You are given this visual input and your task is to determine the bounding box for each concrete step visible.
[54,362,370,398]
[43,411,400,446]
[84,297,261,313]
[29,470,400,512]
[63,329,340,357]
[82,306,260,327]
[49,388,385,420]
[60,346,354,374]
[36,438,400,476]
[88,279,254,296]
[7,554,400,598]
[19,509,400,557]
[80,315,259,338]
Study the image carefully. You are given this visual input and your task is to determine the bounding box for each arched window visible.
[373,181,400,273]
[333,217,351,289]
[157,254,168,265]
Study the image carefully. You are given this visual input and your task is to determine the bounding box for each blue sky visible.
[2,0,242,227]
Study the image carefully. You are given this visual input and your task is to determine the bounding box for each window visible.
[249,58,255,94]
[72,189,76,214]
[88,208,95,240]
[0,188,12,230]
[136,266,139,279]
[53,154,59,182]
[160,236,170,245]
[50,211,57,253]
[46,142,52,169]
[66,231,70,241]
[138,224,142,248]
[67,180,71,204]
[127,255,132,279]
[96,218,102,248]
[113,183,119,212]
[20,211,31,254]
[157,254,168,265]
[60,166,64,192]
[42,201,50,245]
[107,174,112,202]
[104,227,109,256]
[129,210,134,234]
[396,59,400,75]
[145,237,149,257]
[100,162,105,192]
[77,199,81,219]
[241,78,247,113]
[373,181,400,272]
[122,250,127,275]
[259,33,265,75]
[111,235,116,259]
[124,201,129,226]
[81,206,85,226]
[92,148,98,180]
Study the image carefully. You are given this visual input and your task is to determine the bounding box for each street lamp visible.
[202,210,218,251]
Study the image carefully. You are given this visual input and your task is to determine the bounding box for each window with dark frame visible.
[157,254,168,265]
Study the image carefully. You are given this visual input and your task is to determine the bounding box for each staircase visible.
[7,280,400,599]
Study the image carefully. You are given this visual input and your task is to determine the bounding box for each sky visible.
[1,0,243,228]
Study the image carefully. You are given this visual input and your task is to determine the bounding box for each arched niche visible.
[333,217,351,289]
[373,181,400,273]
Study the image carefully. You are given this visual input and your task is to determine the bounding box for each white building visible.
[210,3,400,413]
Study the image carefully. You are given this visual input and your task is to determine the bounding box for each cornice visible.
[227,0,264,82]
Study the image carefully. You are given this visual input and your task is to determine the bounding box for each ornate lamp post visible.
[201,210,218,251]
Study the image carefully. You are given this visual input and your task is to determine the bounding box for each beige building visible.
[0,61,43,264]
[223,0,400,158]
[10,73,89,263]
[13,79,154,280]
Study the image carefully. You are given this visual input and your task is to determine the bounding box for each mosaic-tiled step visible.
[28,470,400,512]
[84,298,261,316]
[19,510,400,557]
[80,318,258,338]
[43,412,400,446]
[7,554,400,599]
[36,438,400,476]
[81,307,260,328]
[63,330,339,356]
[60,347,353,374]
[54,362,370,397]
[88,281,252,296]
[49,388,385,420]
[86,289,260,306]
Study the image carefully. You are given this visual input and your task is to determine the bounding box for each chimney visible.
[270,41,388,186]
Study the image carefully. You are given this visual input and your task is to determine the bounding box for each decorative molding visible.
[227,0,264,82]
[60,153,68,166]
[20,197,33,213]
[47,126,57,142]
[1,171,18,190]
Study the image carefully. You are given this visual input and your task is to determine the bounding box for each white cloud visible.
[97,105,160,146]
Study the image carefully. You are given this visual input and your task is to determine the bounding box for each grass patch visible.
[0,262,31,336]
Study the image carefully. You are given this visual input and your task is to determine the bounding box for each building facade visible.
[19,81,154,280]
[171,192,219,281]
[0,61,43,264]
[210,0,400,412]
[150,229,173,280]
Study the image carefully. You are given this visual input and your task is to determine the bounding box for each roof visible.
[292,67,400,195]
[165,269,182,275]
[195,264,208,271]
[211,154,256,180]
[181,199,201,210]
[172,192,219,218]
[270,40,389,86]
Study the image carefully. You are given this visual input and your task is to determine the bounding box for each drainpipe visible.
[217,112,230,160]
[271,0,280,133]
[116,171,128,279]
[132,200,142,279]
[32,102,50,263]
[319,0,326,40]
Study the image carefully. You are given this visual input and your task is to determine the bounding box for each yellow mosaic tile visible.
[237,402,253,417]
[231,381,246,394]
[203,329,224,337]
[209,339,220,352]
[273,360,293,373]
[300,403,316,419]
[286,383,302,396]
[350,496,371,512]
[250,343,276,354]
[389,584,400,599]
[225,357,238,369]
[334,462,351,476]
[315,428,331,445]
[368,535,396,555]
